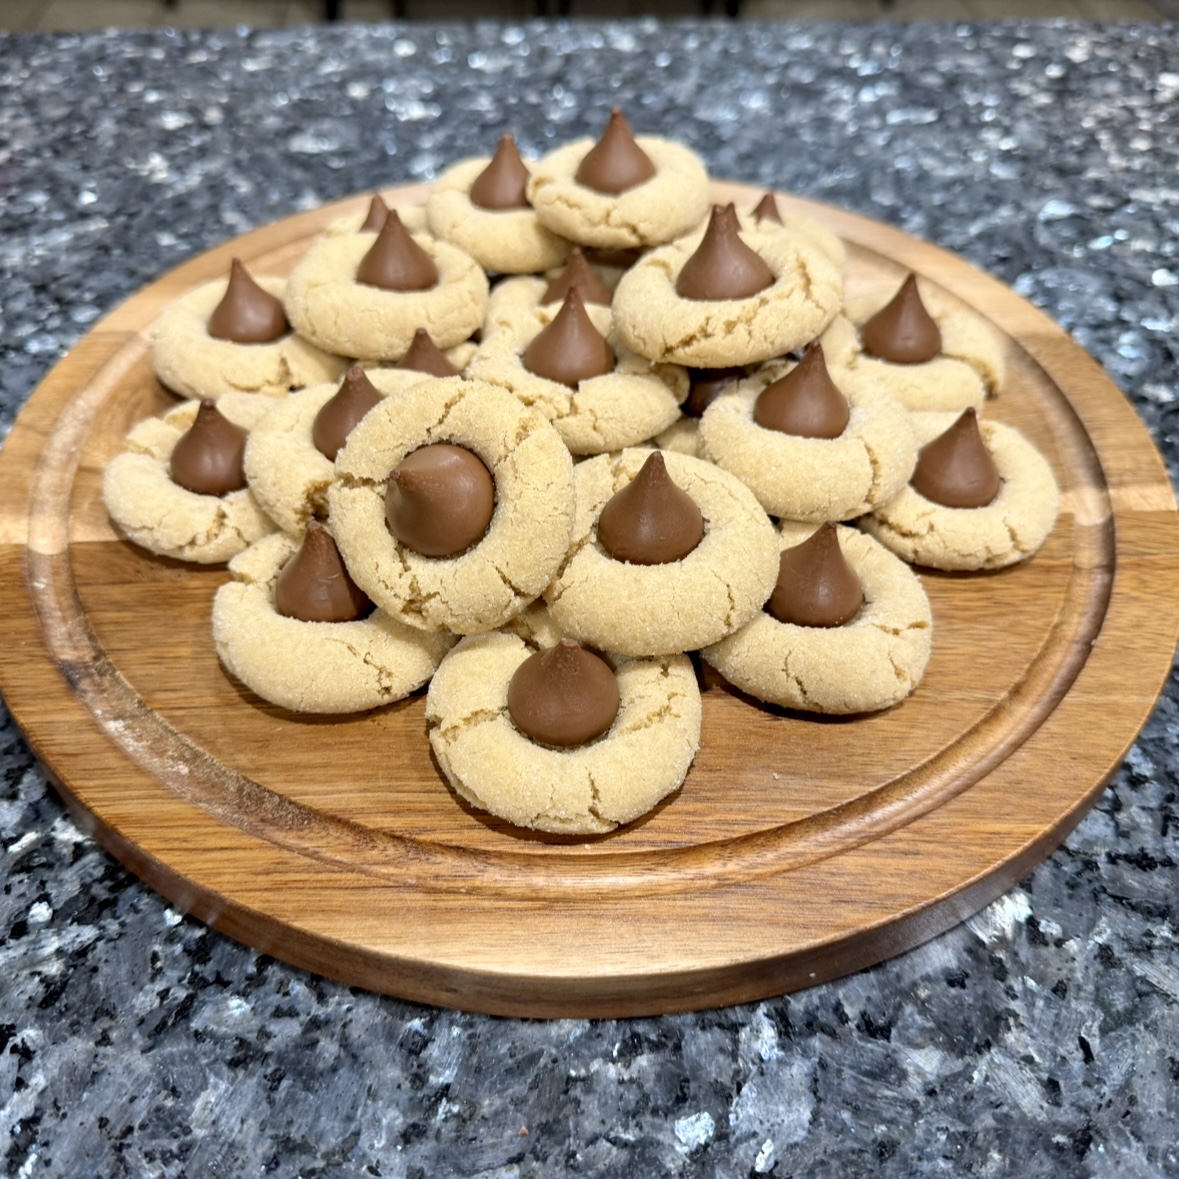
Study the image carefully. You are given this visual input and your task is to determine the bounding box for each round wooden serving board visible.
[1,182,1178,1018]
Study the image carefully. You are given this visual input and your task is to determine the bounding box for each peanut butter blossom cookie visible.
[611,203,844,368]
[426,630,702,834]
[152,259,347,401]
[526,109,711,250]
[862,408,1060,570]
[328,375,576,634]
[545,448,780,657]
[213,524,453,714]
[102,393,276,564]
[703,522,933,714]
[283,211,489,362]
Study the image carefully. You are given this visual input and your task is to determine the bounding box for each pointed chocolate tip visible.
[356,210,439,292]
[207,258,290,344]
[275,521,372,623]
[753,193,783,225]
[522,287,616,388]
[675,203,775,302]
[169,399,249,496]
[766,522,864,628]
[360,194,389,233]
[469,133,531,211]
[860,272,942,364]
[541,247,613,307]
[312,364,384,461]
[574,108,656,195]
[507,638,620,748]
[384,442,495,557]
[397,328,462,378]
[910,407,1002,508]
[753,344,850,439]
[596,451,705,565]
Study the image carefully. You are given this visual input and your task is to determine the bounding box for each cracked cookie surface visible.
[862,411,1060,570]
[703,523,933,713]
[426,630,701,834]
[545,448,780,657]
[213,531,453,714]
[102,393,276,564]
[152,274,347,401]
[611,222,844,367]
[328,376,576,634]
[698,358,916,522]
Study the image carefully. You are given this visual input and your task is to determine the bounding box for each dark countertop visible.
[1,19,1177,1177]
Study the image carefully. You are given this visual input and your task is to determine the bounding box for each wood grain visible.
[1,182,1177,1017]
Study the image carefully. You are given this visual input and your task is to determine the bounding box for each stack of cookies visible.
[102,110,1060,835]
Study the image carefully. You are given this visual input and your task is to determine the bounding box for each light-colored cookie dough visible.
[468,298,688,456]
[611,223,844,368]
[102,393,276,564]
[862,411,1060,570]
[283,229,489,362]
[213,531,453,713]
[426,630,701,834]
[545,448,780,657]
[152,275,347,402]
[698,359,916,522]
[703,523,933,714]
[426,156,571,275]
[841,282,1006,412]
[654,415,704,457]
[328,376,576,634]
[481,274,614,341]
[526,136,710,250]
[242,368,434,537]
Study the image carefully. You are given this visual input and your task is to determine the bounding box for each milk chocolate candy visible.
[507,639,620,748]
[575,109,656,195]
[360,194,389,233]
[683,367,744,418]
[910,408,1001,508]
[470,133,531,210]
[860,273,942,364]
[275,521,372,623]
[541,248,613,307]
[523,288,615,388]
[753,344,850,439]
[752,192,783,225]
[597,452,705,565]
[385,443,495,558]
[356,210,439,292]
[396,328,462,378]
[675,204,775,302]
[767,523,863,628]
[313,365,384,462]
[207,259,290,344]
[169,400,248,496]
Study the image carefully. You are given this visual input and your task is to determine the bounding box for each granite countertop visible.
[1,18,1177,1177]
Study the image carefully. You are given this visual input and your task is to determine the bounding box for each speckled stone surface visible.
[1,19,1177,1178]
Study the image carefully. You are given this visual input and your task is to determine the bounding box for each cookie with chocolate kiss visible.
[170,399,249,496]
[910,407,1001,508]
[385,442,495,558]
[860,273,942,364]
[470,133,531,210]
[356,210,439,292]
[575,109,657,195]
[767,523,864,628]
[312,365,384,462]
[207,259,290,344]
[507,639,620,748]
[275,521,372,623]
[596,451,705,565]
[541,248,613,307]
[523,288,615,388]
[753,344,850,439]
[675,204,775,302]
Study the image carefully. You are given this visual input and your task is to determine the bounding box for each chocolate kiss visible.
[360,194,389,233]
[275,521,372,623]
[597,452,705,565]
[752,192,783,225]
[356,210,439,292]
[469,133,531,210]
[683,367,744,419]
[207,259,290,344]
[169,400,248,496]
[910,408,1001,509]
[767,523,864,628]
[312,364,384,461]
[522,288,615,388]
[574,108,657,195]
[385,443,495,558]
[860,273,942,364]
[541,248,613,307]
[675,204,775,301]
[753,344,850,439]
[396,328,462,378]
[507,639,620,748]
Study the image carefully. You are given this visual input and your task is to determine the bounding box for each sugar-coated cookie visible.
[426,630,701,834]
[703,523,933,714]
[328,376,576,634]
[213,531,453,714]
